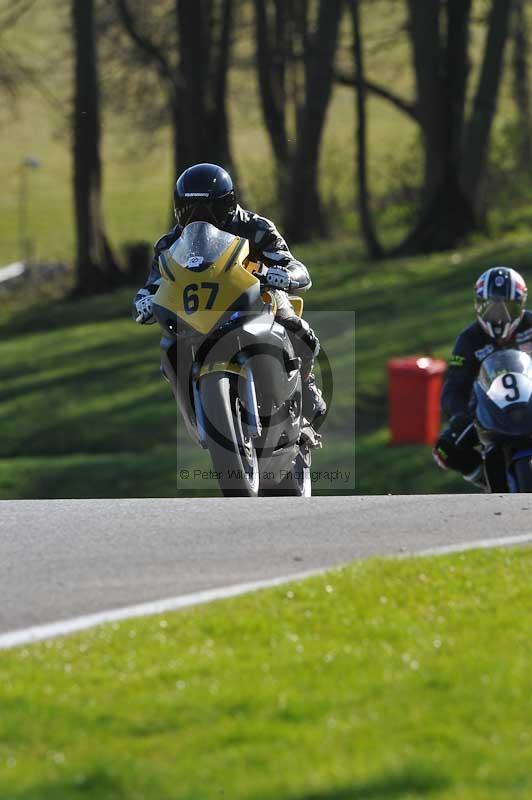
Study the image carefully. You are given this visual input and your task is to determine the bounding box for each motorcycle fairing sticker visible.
[515,328,532,344]
[449,354,466,367]
[474,343,495,362]
[486,372,532,408]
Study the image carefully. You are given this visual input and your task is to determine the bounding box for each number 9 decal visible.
[502,372,520,402]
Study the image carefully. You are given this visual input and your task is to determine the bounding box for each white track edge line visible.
[416,532,532,556]
[1,533,531,651]
[0,569,321,651]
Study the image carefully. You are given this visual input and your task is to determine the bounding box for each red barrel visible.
[388,356,447,445]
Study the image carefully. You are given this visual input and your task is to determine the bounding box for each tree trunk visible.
[170,85,182,207]
[511,0,532,171]
[350,0,382,259]
[407,0,446,203]
[72,0,121,295]
[396,0,475,254]
[177,0,210,169]
[461,0,515,213]
[254,0,290,173]
[283,0,343,242]
[176,0,236,176]
[209,0,234,170]
[446,0,472,168]
[117,0,236,184]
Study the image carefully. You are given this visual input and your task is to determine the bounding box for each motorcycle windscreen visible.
[475,349,532,435]
[478,349,532,392]
[170,221,237,271]
[154,221,261,334]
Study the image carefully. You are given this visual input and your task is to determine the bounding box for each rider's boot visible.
[302,368,327,427]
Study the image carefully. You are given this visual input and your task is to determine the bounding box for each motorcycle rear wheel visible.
[199,372,259,497]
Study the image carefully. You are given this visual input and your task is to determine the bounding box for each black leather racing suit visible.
[134,206,323,416]
[442,311,532,417]
[437,311,532,484]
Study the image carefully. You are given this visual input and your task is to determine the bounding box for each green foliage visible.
[486,117,532,235]
[0,547,530,798]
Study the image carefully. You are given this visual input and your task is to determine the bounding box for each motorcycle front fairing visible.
[474,385,532,441]
[474,349,532,444]
[153,224,263,335]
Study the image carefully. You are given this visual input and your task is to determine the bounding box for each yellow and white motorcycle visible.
[152,221,321,497]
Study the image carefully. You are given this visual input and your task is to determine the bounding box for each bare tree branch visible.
[0,0,37,32]
[335,68,419,122]
[114,0,178,90]
[0,53,18,98]
[0,44,66,113]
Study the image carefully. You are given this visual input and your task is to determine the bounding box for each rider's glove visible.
[135,295,156,324]
[447,412,475,443]
[265,266,292,290]
[432,443,451,471]
[432,412,475,471]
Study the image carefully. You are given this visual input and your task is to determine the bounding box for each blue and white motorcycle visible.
[474,349,532,492]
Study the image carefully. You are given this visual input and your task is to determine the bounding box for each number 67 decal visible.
[183,282,219,314]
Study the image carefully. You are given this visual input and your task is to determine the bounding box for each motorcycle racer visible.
[433,266,532,489]
[134,162,326,424]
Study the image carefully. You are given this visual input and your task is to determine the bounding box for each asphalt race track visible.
[1,494,531,639]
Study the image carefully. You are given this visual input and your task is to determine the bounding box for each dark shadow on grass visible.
[0,388,175,459]
[1,767,127,799]
[0,285,138,338]
[0,344,153,404]
[285,767,449,800]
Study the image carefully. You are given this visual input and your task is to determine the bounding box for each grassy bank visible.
[0,546,530,799]
[2,0,532,497]
[4,231,532,498]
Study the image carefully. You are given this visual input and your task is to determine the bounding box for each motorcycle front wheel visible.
[260,453,312,497]
[512,456,532,492]
[199,372,259,497]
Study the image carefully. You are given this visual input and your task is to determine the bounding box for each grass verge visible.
[0,546,530,799]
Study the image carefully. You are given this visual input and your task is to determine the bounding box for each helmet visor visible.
[476,299,523,325]
[174,194,235,229]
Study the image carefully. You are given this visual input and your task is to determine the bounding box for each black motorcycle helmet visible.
[173,163,236,229]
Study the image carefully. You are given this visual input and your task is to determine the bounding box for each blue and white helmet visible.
[475,267,528,340]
